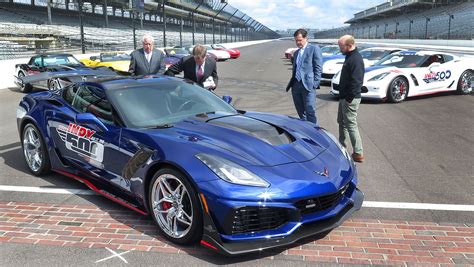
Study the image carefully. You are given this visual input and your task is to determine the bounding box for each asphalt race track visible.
[0,40,473,266]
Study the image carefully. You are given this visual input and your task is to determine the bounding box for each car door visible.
[416,54,450,92]
[50,84,133,189]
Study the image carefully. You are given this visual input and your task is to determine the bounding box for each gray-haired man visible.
[129,34,166,76]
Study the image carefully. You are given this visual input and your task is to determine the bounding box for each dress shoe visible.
[352,153,364,163]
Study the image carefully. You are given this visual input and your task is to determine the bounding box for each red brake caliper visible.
[162,201,172,210]
[399,83,405,95]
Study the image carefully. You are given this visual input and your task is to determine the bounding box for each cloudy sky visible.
[228,0,385,31]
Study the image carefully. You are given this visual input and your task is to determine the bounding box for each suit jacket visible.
[164,55,218,89]
[129,48,166,76]
[286,43,323,92]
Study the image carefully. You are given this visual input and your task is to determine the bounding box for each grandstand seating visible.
[0,3,251,60]
[314,2,473,40]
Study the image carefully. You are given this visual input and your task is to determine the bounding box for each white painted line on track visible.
[1,185,473,212]
[0,185,96,195]
[362,201,474,211]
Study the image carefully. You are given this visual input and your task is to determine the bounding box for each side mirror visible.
[222,95,232,104]
[90,56,98,61]
[75,113,108,132]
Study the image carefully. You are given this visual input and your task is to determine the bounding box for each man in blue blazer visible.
[286,28,323,125]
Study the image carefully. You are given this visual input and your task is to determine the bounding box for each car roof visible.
[89,75,187,91]
[395,50,454,57]
[360,47,404,51]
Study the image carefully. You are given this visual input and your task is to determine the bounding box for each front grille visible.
[322,73,335,79]
[295,183,350,215]
[228,207,289,235]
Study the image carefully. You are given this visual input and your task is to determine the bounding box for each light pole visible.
[447,13,454,40]
[408,20,413,39]
[212,1,228,44]
[376,24,379,39]
[394,21,399,39]
[424,16,430,39]
[78,0,85,53]
[191,0,204,45]
[384,23,388,38]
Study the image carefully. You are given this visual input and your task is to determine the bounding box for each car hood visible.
[147,113,332,167]
[364,65,399,79]
[322,54,344,63]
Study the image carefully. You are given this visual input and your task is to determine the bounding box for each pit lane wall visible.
[0,40,272,90]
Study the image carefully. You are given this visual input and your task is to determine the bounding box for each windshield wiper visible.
[195,111,216,117]
[147,124,174,129]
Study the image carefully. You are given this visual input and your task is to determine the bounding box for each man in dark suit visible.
[286,28,323,125]
[165,44,218,90]
[129,34,166,76]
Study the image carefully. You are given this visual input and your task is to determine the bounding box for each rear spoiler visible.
[15,68,119,85]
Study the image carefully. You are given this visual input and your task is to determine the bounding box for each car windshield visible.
[165,48,189,56]
[107,81,237,128]
[360,50,388,60]
[321,46,339,54]
[100,53,131,62]
[375,54,429,68]
[43,55,81,66]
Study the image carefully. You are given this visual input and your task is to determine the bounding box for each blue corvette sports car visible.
[17,73,363,255]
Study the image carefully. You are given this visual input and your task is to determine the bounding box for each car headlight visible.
[196,154,270,187]
[368,72,390,81]
[16,106,27,119]
[322,129,351,161]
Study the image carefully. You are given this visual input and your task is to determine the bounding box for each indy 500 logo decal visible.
[56,123,104,162]
[423,70,451,84]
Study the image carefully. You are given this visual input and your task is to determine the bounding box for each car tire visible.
[149,168,203,245]
[457,70,473,95]
[17,71,33,93]
[21,123,51,176]
[387,76,409,103]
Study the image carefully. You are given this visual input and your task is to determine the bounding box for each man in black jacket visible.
[165,44,218,90]
[337,35,365,163]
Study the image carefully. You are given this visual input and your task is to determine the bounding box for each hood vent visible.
[207,115,294,146]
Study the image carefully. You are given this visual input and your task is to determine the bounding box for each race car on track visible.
[284,47,298,62]
[321,47,404,82]
[163,47,191,70]
[17,72,363,255]
[80,52,131,74]
[211,44,240,59]
[174,46,218,62]
[320,44,341,56]
[331,50,473,103]
[202,44,231,61]
[14,53,115,92]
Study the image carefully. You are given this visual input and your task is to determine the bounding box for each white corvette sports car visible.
[331,50,473,103]
[321,47,405,82]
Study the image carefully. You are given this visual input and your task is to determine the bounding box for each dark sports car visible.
[17,73,363,255]
[163,48,190,70]
[14,53,115,92]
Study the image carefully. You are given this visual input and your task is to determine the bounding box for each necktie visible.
[197,64,203,81]
[295,49,303,81]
